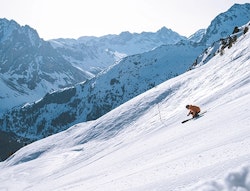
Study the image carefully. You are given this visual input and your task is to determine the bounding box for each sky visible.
[0,0,249,40]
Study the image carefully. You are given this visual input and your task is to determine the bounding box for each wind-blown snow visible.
[0,26,249,191]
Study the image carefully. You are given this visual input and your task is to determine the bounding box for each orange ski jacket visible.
[187,105,200,115]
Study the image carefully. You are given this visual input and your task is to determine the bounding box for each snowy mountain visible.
[0,20,249,191]
[188,29,206,42]
[0,3,249,161]
[0,40,203,141]
[49,27,187,75]
[200,3,250,46]
[189,22,250,70]
[0,18,92,112]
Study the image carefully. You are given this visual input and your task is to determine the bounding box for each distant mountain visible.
[188,29,206,42]
[49,27,187,74]
[77,27,187,55]
[0,18,92,112]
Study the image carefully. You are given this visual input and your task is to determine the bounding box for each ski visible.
[181,111,207,124]
[181,118,193,123]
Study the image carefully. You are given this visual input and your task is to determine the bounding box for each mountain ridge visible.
[200,3,250,46]
[49,26,187,75]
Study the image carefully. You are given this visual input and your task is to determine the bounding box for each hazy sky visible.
[0,0,249,40]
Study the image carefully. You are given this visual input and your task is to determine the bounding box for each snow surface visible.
[0,27,249,191]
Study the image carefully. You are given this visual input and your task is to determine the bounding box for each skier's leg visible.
[193,112,199,118]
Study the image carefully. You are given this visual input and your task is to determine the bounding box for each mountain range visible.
[50,26,187,75]
[0,3,249,161]
[0,19,186,112]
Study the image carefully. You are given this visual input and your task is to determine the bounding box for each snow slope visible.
[0,24,249,191]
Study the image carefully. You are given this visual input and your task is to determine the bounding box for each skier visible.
[186,105,200,118]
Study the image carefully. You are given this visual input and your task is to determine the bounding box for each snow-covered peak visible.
[156,26,177,35]
[118,31,133,40]
[188,29,206,42]
[0,18,19,42]
[200,3,250,46]
[0,18,40,46]
[190,21,250,69]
